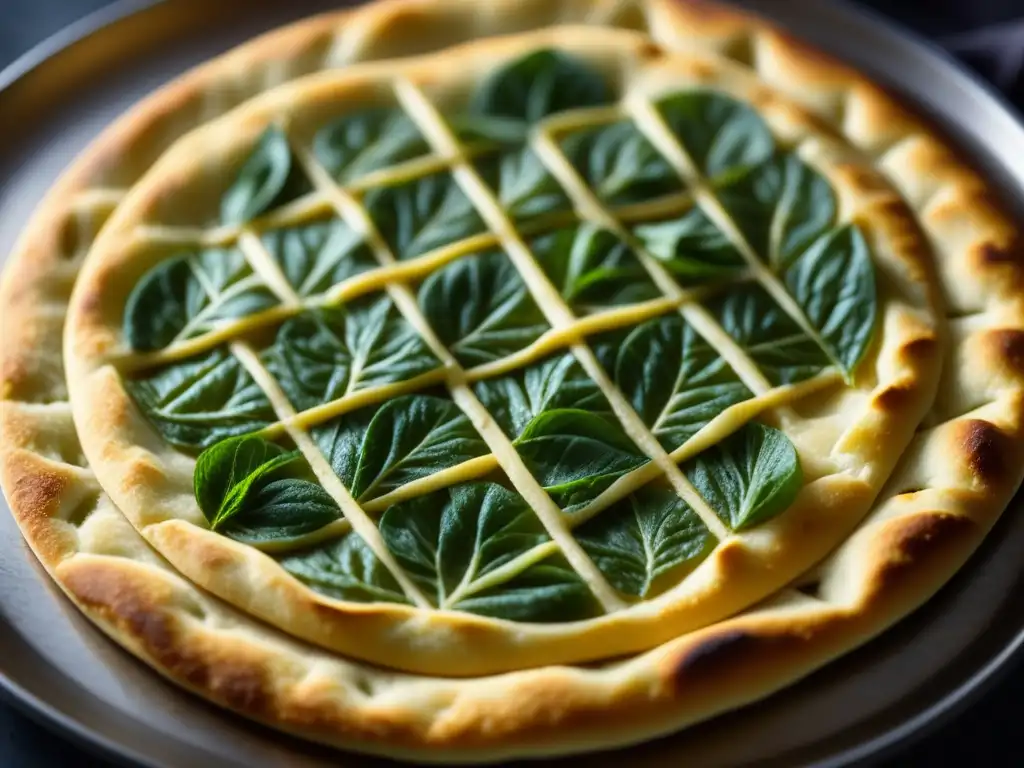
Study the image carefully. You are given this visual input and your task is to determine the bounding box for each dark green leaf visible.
[634,206,746,283]
[124,248,278,352]
[560,120,682,205]
[126,348,275,452]
[193,434,292,525]
[379,482,599,620]
[454,558,600,622]
[418,250,549,367]
[363,170,486,260]
[656,91,774,180]
[279,532,410,604]
[594,314,753,452]
[476,146,572,223]
[261,219,377,297]
[473,353,606,439]
[262,298,440,412]
[705,282,831,386]
[783,225,877,379]
[575,486,714,597]
[716,153,836,268]
[515,408,649,513]
[313,109,429,182]
[221,127,309,225]
[531,225,660,312]
[684,422,802,530]
[470,49,613,125]
[312,395,488,502]
[222,478,341,545]
[191,433,340,545]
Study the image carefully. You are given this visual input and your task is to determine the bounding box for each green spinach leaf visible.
[221,127,310,225]
[783,225,877,380]
[716,152,836,269]
[192,434,339,545]
[634,205,746,283]
[473,353,607,439]
[263,298,440,412]
[560,119,683,205]
[311,395,488,502]
[126,348,275,452]
[363,170,487,260]
[515,408,649,513]
[531,225,660,312]
[574,486,714,597]
[705,282,831,386]
[380,483,598,621]
[418,250,549,367]
[279,532,410,604]
[470,49,613,125]
[124,248,278,352]
[261,219,377,297]
[594,315,753,452]
[656,91,774,181]
[313,109,430,183]
[476,146,572,223]
[683,422,802,531]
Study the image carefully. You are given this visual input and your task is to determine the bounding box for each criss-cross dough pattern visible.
[64,25,941,676]
[0,0,1022,761]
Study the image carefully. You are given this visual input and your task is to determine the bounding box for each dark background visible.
[2,0,1024,765]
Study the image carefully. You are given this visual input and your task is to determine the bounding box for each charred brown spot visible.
[873,381,916,412]
[870,513,976,601]
[959,419,1010,486]
[13,469,66,519]
[64,561,271,717]
[975,237,1024,268]
[673,629,757,681]
[986,329,1024,373]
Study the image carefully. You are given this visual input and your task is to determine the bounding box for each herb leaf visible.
[279,532,410,604]
[126,349,275,452]
[477,146,572,223]
[596,315,753,452]
[470,49,613,125]
[561,120,682,205]
[531,225,660,312]
[193,434,340,545]
[313,109,429,182]
[473,353,606,440]
[575,486,714,597]
[263,299,440,412]
[221,127,309,225]
[363,171,486,260]
[418,250,549,367]
[124,248,278,352]
[312,395,488,502]
[783,225,877,380]
[379,482,599,621]
[716,153,837,268]
[684,423,802,531]
[261,219,377,297]
[705,282,831,386]
[515,408,649,513]
[634,206,746,283]
[656,92,774,181]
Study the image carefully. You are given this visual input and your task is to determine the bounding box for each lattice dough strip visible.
[393,78,735,543]
[229,341,432,608]
[292,137,628,613]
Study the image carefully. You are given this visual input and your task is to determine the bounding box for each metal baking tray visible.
[3,0,1024,765]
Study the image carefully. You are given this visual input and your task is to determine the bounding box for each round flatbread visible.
[2,0,1022,761]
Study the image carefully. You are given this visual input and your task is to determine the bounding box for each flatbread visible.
[2,0,1022,761]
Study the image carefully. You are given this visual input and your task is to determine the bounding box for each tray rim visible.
[1,0,1024,765]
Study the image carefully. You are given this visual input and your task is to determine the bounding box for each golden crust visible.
[63,25,943,675]
[0,0,1021,760]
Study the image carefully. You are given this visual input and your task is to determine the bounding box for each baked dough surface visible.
[1,0,1022,760]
